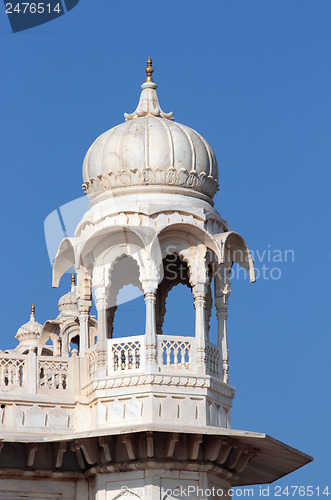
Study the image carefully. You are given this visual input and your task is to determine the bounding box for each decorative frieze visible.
[82,167,219,200]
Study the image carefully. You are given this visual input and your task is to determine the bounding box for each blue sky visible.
[0,0,330,493]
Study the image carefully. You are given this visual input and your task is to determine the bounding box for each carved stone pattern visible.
[39,360,69,390]
[162,340,191,370]
[0,358,25,390]
[207,344,221,377]
[89,349,98,378]
[111,341,141,372]
[76,210,227,241]
[82,167,219,199]
[82,373,234,398]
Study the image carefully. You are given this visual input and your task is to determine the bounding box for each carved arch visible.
[215,231,255,282]
[157,228,210,287]
[52,238,76,288]
[38,321,60,356]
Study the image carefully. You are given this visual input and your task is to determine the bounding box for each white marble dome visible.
[82,75,219,201]
[16,306,42,346]
[57,275,78,314]
[57,291,78,313]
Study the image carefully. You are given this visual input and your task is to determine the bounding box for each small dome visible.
[57,291,78,312]
[82,60,219,201]
[16,305,42,346]
[57,274,78,313]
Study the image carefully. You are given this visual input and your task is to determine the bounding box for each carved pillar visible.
[76,268,92,358]
[53,337,61,357]
[205,283,213,341]
[215,267,231,384]
[193,282,208,374]
[78,300,90,357]
[143,280,158,372]
[94,286,109,375]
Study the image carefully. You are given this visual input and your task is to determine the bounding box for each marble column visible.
[193,282,208,374]
[214,269,231,384]
[143,281,158,372]
[205,284,213,341]
[94,287,109,375]
[78,300,90,357]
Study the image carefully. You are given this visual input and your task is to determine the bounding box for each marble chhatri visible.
[0,59,312,499]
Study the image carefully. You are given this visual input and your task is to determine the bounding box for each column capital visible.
[144,291,157,305]
[215,280,231,298]
[78,298,91,315]
[94,286,109,310]
[76,268,92,302]
[141,279,159,295]
[214,294,229,311]
[192,282,208,300]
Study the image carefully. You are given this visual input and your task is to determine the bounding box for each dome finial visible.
[71,273,76,293]
[145,57,154,83]
[124,58,173,122]
[30,304,35,322]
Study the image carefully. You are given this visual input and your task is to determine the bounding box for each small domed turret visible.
[16,304,42,349]
[57,274,78,315]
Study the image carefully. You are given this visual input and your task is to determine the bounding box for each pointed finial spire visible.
[30,304,35,322]
[145,57,154,83]
[71,273,76,293]
[124,57,173,121]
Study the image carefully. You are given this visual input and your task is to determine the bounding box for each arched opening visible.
[69,334,79,356]
[108,256,145,339]
[156,255,194,337]
[42,338,55,356]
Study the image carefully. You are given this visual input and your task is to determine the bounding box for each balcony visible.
[0,334,234,438]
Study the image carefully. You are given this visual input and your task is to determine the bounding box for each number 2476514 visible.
[5,3,62,14]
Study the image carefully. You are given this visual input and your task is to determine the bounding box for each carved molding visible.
[82,373,235,398]
[82,167,219,200]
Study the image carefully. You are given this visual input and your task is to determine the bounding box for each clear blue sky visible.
[0,0,330,494]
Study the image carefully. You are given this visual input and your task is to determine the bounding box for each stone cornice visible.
[81,373,236,399]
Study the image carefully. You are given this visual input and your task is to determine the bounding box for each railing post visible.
[26,350,37,394]
[70,350,80,396]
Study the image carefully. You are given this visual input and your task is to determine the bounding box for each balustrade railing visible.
[108,336,144,374]
[0,356,25,390]
[38,358,69,390]
[158,336,194,371]
[0,353,76,396]
[0,335,225,398]
[206,342,222,377]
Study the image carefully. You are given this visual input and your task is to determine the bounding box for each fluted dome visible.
[57,292,78,312]
[16,306,42,346]
[82,61,219,201]
[57,275,78,314]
